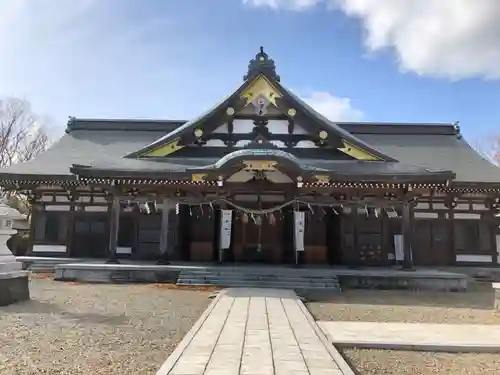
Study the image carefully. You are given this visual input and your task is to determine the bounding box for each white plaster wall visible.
[210,119,316,148]
[117,247,132,255]
[454,213,481,219]
[32,245,67,253]
[85,206,108,212]
[414,212,439,219]
[415,202,429,210]
[45,205,70,211]
[456,254,492,263]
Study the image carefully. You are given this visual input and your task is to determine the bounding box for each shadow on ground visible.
[0,299,131,325]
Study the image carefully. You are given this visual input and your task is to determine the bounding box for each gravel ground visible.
[341,349,500,375]
[307,283,500,374]
[0,277,212,375]
[307,283,500,324]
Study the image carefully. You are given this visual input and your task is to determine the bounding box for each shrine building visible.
[1,48,500,268]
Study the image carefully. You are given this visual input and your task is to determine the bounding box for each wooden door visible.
[356,216,385,266]
[239,215,284,263]
[72,214,107,258]
[412,219,450,266]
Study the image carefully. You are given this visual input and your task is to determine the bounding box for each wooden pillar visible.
[157,198,171,265]
[66,200,76,257]
[488,207,499,265]
[27,203,41,256]
[106,193,120,264]
[401,198,414,270]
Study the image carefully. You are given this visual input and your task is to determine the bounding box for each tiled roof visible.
[0,118,498,184]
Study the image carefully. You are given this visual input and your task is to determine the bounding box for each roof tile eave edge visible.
[451,180,500,187]
[0,173,76,183]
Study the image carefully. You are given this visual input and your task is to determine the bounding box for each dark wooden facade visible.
[23,185,500,267]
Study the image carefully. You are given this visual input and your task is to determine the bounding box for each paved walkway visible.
[157,288,353,375]
[319,321,500,352]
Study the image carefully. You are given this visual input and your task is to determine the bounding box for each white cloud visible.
[245,0,500,80]
[301,91,364,121]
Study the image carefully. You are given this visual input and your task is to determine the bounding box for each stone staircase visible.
[176,267,341,292]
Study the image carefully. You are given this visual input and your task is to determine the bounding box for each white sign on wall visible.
[393,234,412,262]
[219,210,233,250]
[293,211,305,252]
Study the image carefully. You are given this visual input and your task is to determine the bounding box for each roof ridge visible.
[68,117,187,123]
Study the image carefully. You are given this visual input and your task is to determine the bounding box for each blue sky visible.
[1,0,500,143]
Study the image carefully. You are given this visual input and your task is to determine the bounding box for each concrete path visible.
[156,288,354,375]
[319,321,500,353]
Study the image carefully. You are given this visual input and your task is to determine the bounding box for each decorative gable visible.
[131,47,394,162]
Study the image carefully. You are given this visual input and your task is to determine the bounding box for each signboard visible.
[219,210,233,250]
[293,211,305,252]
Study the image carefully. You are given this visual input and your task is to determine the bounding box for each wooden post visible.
[157,198,171,265]
[401,198,414,270]
[106,193,120,264]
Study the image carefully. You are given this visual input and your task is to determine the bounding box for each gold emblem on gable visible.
[191,173,207,182]
[141,138,185,157]
[240,75,282,106]
[242,160,278,171]
[314,175,330,183]
[338,140,381,161]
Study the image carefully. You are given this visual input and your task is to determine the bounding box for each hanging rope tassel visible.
[269,213,276,225]
[255,215,262,226]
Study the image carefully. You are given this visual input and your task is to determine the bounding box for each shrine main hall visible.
[1,48,500,269]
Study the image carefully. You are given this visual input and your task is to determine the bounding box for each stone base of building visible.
[51,261,469,293]
[54,263,181,284]
[0,271,30,306]
[337,269,468,292]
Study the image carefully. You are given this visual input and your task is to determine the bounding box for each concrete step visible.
[176,269,341,290]
[176,281,341,290]
[179,269,339,278]
[176,275,340,283]
[178,279,339,288]
[178,271,337,280]
[177,277,339,285]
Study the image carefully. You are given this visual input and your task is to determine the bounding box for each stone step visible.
[176,274,339,282]
[177,280,339,287]
[177,271,339,279]
[176,268,341,290]
[178,278,339,287]
[176,281,341,291]
[179,269,338,277]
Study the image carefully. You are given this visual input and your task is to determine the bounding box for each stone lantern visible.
[0,203,30,306]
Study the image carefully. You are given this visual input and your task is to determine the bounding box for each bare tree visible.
[474,135,500,167]
[0,97,50,217]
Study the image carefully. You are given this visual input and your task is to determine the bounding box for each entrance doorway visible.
[71,213,108,257]
[236,213,284,263]
[326,211,343,265]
